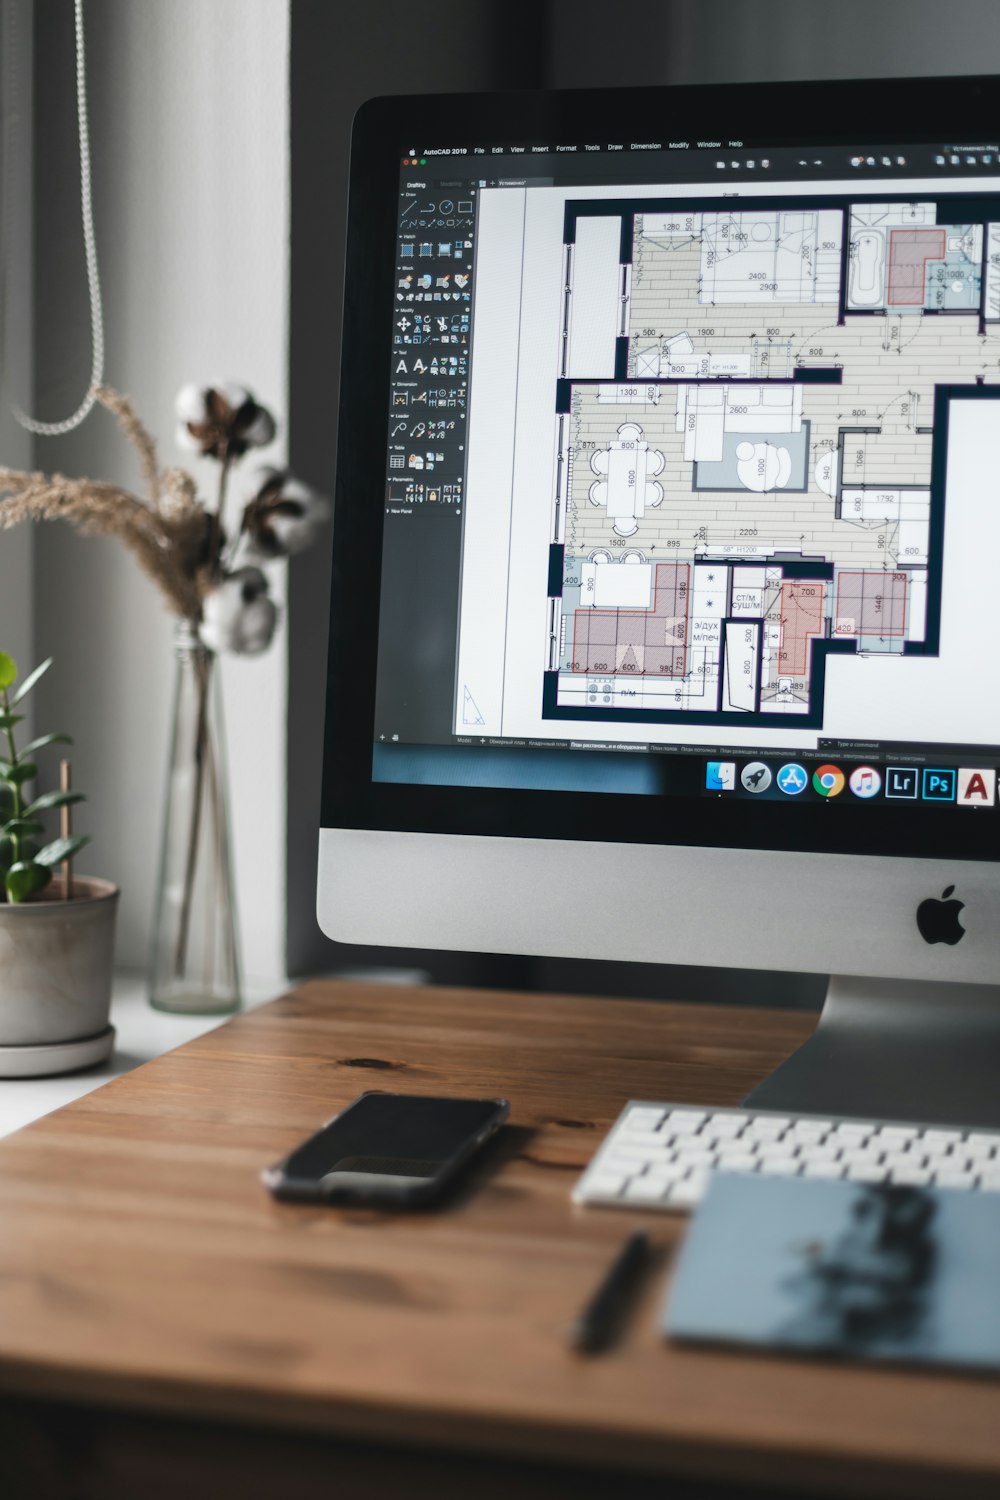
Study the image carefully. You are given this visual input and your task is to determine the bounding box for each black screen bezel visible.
[321,76,1000,864]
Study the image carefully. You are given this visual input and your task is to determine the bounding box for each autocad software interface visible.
[377,136,1000,805]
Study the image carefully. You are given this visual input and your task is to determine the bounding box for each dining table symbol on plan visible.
[588,422,666,536]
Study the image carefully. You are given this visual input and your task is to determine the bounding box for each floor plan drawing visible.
[544,193,1000,727]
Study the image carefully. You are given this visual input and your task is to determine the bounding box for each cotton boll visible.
[174,383,209,423]
[199,568,278,656]
[174,420,204,453]
[266,487,330,556]
[173,381,277,460]
[239,468,330,559]
[242,406,276,449]
[213,380,250,412]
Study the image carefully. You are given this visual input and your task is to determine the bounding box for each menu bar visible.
[405,143,1000,186]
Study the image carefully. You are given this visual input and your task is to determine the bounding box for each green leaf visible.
[0,652,16,690]
[10,656,52,706]
[0,712,25,732]
[24,789,85,817]
[0,784,12,819]
[5,860,52,902]
[35,833,90,868]
[4,819,44,838]
[0,761,37,787]
[19,732,73,758]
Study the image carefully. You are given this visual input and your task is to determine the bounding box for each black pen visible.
[567,1226,650,1354]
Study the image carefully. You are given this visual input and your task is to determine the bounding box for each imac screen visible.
[362,116,1000,838]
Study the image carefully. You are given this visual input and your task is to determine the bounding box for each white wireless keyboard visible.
[573,1102,1000,1213]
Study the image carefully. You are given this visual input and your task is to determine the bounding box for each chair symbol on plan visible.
[589,422,665,536]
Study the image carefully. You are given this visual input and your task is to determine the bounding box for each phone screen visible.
[274,1093,508,1200]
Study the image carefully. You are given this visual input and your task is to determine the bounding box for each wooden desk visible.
[0,982,997,1500]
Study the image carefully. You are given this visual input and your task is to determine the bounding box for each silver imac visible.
[318,78,1000,1127]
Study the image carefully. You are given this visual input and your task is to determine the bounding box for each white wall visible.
[32,0,290,982]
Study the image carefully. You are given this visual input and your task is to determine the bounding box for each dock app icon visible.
[706,761,736,792]
[957,768,996,806]
[922,768,957,802]
[885,766,918,799]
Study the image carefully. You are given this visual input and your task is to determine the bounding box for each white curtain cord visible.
[13,0,104,437]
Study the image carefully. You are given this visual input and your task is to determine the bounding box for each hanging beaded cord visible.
[2,0,104,436]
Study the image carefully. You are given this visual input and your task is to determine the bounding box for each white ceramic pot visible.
[0,876,119,1075]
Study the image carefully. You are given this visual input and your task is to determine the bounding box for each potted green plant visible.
[0,651,118,1077]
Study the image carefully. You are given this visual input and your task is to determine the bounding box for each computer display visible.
[319,79,1000,1018]
[374,121,1000,825]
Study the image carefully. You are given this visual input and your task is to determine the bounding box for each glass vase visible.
[148,621,241,1014]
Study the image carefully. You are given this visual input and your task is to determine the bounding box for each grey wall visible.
[31,0,290,981]
[0,0,34,688]
[656,0,1000,85]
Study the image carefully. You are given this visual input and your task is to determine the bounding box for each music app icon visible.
[848,765,882,799]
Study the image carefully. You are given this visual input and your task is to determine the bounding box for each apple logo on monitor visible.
[916,885,966,945]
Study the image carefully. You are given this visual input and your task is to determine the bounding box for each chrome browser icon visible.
[812,763,846,797]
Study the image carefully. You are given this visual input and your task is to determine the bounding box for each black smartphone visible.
[261,1092,510,1208]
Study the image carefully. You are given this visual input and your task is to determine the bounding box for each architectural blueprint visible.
[546,196,1000,727]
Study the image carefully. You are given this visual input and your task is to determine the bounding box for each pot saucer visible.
[0,1024,115,1079]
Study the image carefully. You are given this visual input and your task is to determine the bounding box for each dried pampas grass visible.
[0,386,214,620]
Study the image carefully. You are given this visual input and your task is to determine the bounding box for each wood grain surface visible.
[0,981,997,1499]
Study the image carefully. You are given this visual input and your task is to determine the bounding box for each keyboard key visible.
[897,1149,930,1170]
[756,1138,798,1158]
[667,1171,710,1208]
[600,1151,656,1174]
[933,1169,978,1191]
[920,1141,957,1162]
[924,1129,963,1146]
[959,1140,1000,1164]
[877,1126,919,1143]
[759,1157,800,1176]
[890,1166,932,1186]
[747,1116,790,1133]
[625,1107,665,1130]
[583,1172,627,1199]
[803,1161,844,1180]
[625,1176,670,1203]
[798,1144,841,1163]
[714,1151,758,1172]
[602,1141,672,1161]
[840,1147,883,1167]
[645,1162,688,1186]
[847,1164,888,1183]
[666,1110,707,1133]
[677,1146,716,1168]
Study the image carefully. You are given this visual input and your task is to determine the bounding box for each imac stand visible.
[743,976,1000,1129]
